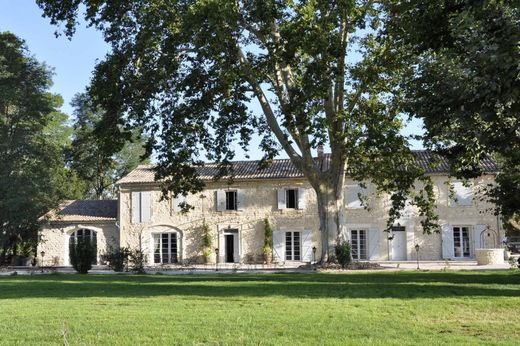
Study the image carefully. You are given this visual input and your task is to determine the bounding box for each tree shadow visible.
[0,271,518,300]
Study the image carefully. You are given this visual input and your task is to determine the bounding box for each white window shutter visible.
[216,190,225,212]
[140,191,152,223]
[452,182,473,206]
[346,184,363,209]
[368,229,380,260]
[406,227,415,260]
[273,230,285,262]
[218,230,225,263]
[277,188,286,210]
[441,224,454,259]
[131,192,140,223]
[236,189,245,211]
[301,229,313,262]
[474,224,486,252]
[234,233,240,262]
[297,188,307,210]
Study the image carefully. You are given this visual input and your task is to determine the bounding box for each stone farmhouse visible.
[38,151,503,267]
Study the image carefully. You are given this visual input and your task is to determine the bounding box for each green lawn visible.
[0,270,519,345]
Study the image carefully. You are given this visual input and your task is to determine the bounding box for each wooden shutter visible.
[346,184,362,209]
[474,224,486,253]
[218,230,225,263]
[131,192,140,223]
[140,191,152,223]
[216,190,226,211]
[368,229,380,260]
[441,224,454,259]
[301,229,313,262]
[297,188,307,210]
[273,230,285,262]
[236,189,245,211]
[277,188,286,210]
[406,227,415,260]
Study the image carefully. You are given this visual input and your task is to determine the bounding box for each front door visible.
[391,227,407,261]
[225,234,234,263]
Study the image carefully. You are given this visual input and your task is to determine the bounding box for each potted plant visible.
[201,221,213,264]
[263,218,273,264]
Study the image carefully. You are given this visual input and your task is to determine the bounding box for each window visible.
[286,189,298,209]
[285,231,301,261]
[346,184,366,209]
[350,229,367,260]
[132,191,152,223]
[453,226,471,258]
[226,191,237,210]
[153,233,178,264]
[450,182,473,207]
[69,228,97,264]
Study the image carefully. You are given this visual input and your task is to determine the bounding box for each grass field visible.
[0,270,519,345]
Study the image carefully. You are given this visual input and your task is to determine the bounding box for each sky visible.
[0,0,424,161]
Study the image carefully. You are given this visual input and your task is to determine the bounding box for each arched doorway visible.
[69,228,98,264]
[150,226,182,265]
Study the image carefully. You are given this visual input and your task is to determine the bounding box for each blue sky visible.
[0,0,423,160]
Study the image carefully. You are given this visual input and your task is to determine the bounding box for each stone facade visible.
[38,165,503,266]
[38,222,119,266]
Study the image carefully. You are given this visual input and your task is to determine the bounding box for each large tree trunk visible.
[314,179,347,263]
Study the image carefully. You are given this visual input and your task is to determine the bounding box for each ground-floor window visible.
[285,231,301,261]
[153,233,178,264]
[350,229,367,260]
[69,228,97,264]
[453,226,470,258]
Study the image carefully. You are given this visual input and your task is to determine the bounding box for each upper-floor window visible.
[132,191,152,223]
[226,191,237,210]
[277,187,306,210]
[216,189,245,211]
[450,182,473,207]
[286,189,298,209]
[346,184,366,209]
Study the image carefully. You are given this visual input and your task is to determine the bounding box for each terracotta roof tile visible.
[116,150,499,185]
[43,200,117,222]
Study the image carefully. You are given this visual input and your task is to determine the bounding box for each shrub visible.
[334,241,352,269]
[101,247,131,272]
[129,249,147,273]
[69,238,96,274]
[201,221,213,260]
[263,218,273,263]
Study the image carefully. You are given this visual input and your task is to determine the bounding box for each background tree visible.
[68,92,150,199]
[37,0,438,261]
[384,1,520,232]
[0,32,80,264]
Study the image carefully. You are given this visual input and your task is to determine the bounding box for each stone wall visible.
[38,222,119,266]
[117,174,503,264]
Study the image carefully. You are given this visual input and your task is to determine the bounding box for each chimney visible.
[317,144,324,159]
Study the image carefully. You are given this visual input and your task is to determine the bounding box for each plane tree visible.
[37,0,438,260]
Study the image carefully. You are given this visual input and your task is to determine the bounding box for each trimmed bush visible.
[101,247,131,272]
[69,238,97,274]
[334,241,352,269]
[129,249,147,273]
[201,221,213,262]
[263,218,273,263]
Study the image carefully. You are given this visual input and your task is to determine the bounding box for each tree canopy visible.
[384,1,520,232]
[0,32,80,263]
[37,0,439,260]
[68,92,150,199]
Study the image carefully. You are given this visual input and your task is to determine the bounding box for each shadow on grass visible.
[0,271,519,300]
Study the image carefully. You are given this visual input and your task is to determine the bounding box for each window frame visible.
[225,190,238,211]
[285,188,298,209]
[285,231,301,261]
[452,225,471,258]
[350,229,367,260]
[153,232,179,264]
[69,228,98,264]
